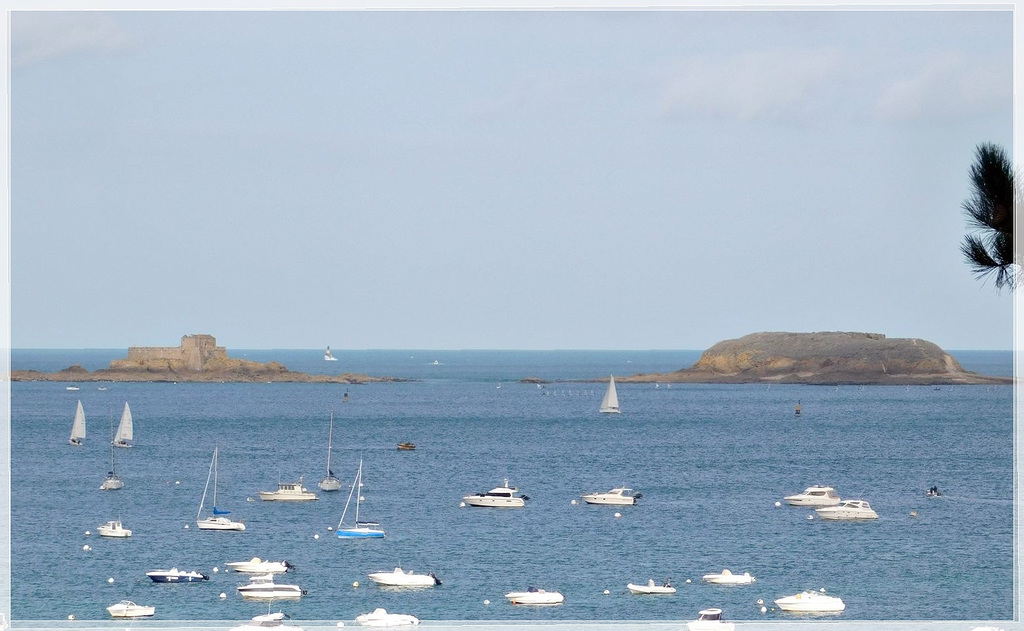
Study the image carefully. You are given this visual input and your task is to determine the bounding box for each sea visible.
[7,349,1016,630]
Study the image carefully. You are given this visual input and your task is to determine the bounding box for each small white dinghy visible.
[355,608,420,626]
[106,600,155,618]
[774,590,846,613]
[702,568,755,585]
[687,608,735,631]
[367,567,441,587]
[505,587,564,605]
[626,579,676,594]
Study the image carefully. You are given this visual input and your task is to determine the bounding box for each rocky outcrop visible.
[618,332,1010,385]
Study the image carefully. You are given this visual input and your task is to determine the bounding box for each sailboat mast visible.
[326,413,334,474]
[198,448,215,520]
[354,460,362,523]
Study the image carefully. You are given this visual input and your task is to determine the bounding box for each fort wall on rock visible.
[126,334,227,371]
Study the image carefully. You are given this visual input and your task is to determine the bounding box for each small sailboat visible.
[325,346,338,361]
[100,418,124,490]
[599,375,621,414]
[197,447,245,530]
[336,459,384,538]
[69,400,86,446]
[113,401,133,448]
[318,413,341,492]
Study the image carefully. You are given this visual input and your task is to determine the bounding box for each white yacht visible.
[783,485,840,506]
[225,558,295,574]
[687,608,735,631]
[582,487,640,505]
[355,608,419,626]
[146,568,209,582]
[258,480,317,501]
[367,567,441,587]
[463,480,528,507]
[505,588,564,605]
[701,569,755,585]
[237,573,304,599]
[106,601,155,618]
[774,590,846,612]
[626,579,676,594]
[97,519,132,538]
[815,499,878,520]
[230,612,304,631]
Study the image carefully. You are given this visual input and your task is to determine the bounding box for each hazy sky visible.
[9,7,1015,350]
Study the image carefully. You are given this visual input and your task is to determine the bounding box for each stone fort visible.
[126,334,227,371]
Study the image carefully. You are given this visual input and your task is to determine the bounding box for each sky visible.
[7,6,1017,351]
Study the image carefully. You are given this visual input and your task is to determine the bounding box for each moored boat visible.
[774,590,846,613]
[582,487,640,505]
[702,569,755,585]
[258,480,317,501]
[397,442,416,451]
[225,558,294,574]
[463,479,528,508]
[237,573,304,600]
[69,400,86,446]
[783,485,840,506]
[687,607,735,631]
[814,499,878,520]
[318,413,341,492]
[505,587,564,605]
[626,579,675,594]
[355,608,419,626]
[146,568,209,582]
[337,459,385,538]
[97,519,132,538]
[106,601,154,618]
[367,567,441,587]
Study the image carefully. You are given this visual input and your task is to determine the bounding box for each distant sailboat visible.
[337,460,384,538]
[325,346,338,361]
[113,402,133,448]
[197,447,245,531]
[599,375,621,414]
[100,417,124,490]
[318,413,341,492]
[69,400,86,446]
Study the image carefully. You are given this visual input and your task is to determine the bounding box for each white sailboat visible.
[336,460,384,538]
[324,346,338,361]
[100,417,124,490]
[69,400,86,446]
[318,413,341,492]
[197,447,246,531]
[113,401,133,448]
[599,375,621,413]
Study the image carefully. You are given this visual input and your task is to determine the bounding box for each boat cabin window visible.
[698,612,722,621]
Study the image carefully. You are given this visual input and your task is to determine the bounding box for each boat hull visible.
[318,477,342,492]
[462,496,525,508]
[814,509,878,520]
[225,559,291,573]
[784,496,840,506]
[702,573,755,585]
[368,569,438,587]
[147,571,208,583]
[626,583,676,594]
[582,495,635,505]
[774,593,845,612]
[337,528,385,538]
[107,602,155,618]
[505,591,564,605]
[100,477,124,491]
[197,516,246,531]
[258,492,317,501]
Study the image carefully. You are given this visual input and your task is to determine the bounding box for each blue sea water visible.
[8,349,1014,626]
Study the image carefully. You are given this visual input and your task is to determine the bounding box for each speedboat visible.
[237,574,304,599]
[367,567,441,587]
[97,519,132,538]
[505,587,564,605]
[783,485,840,506]
[626,579,675,594]
[106,601,155,618]
[230,612,303,631]
[815,499,878,520]
[463,480,528,507]
[225,558,294,574]
[258,480,318,501]
[687,608,735,631]
[355,608,420,626]
[701,569,755,585]
[582,487,641,505]
[774,590,846,612]
[146,568,209,582]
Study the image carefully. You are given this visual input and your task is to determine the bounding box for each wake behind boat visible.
[463,479,528,508]
[702,568,755,585]
[687,608,735,631]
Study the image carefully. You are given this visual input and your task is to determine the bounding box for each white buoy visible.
[603,589,610,595]
[459,502,466,508]
[757,599,764,605]
[571,499,577,505]
[107,578,114,584]
[352,581,359,587]
[82,545,89,551]
[774,501,781,507]
[84,530,90,536]
[359,495,365,501]
[314,533,320,540]
[247,497,254,502]
[614,512,622,518]
[807,514,814,520]
[760,606,767,614]
[484,599,490,605]
[327,526,334,532]
[685,578,691,584]
[213,567,219,573]
[219,593,227,599]
[184,524,190,529]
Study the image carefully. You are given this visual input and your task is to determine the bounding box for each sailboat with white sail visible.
[336,460,384,538]
[599,375,621,414]
[113,401,133,448]
[69,400,86,446]
[318,413,341,492]
[324,346,337,361]
[197,447,245,531]
[100,417,124,490]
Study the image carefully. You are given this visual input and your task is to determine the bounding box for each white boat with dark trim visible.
[774,590,846,612]
[106,601,155,618]
[505,588,564,605]
[702,568,755,585]
[687,608,735,631]
[783,485,840,506]
[626,579,675,594]
[197,447,246,531]
[599,375,621,413]
[113,401,133,448]
[367,567,441,587]
[97,519,132,538]
[258,479,317,501]
[69,400,86,446]
[582,487,640,505]
[230,611,304,631]
[814,499,878,520]
[146,568,209,583]
[237,574,304,600]
[463,480,528,508]
[225,558,294,574]
[355,608,419,626]
[318,413,341,492]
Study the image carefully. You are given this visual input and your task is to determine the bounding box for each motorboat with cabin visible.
[814,499,878,520]
[355,608,420,626]
[97,519,132,538]
[626,579,675,594]
[146,568,209,583]
[230,611,304,631]
[236,573,304,599]
[258,479,317,501]
[463,480,528,507]
[687,608,735,631]
[582,487,640,505]
[367,567,441,587]
[225,558,295,574]
[504,588,564,605]
[701,569,755,585]
[774,590,846,612]
[783,485,840,506]
[106,601,155,618]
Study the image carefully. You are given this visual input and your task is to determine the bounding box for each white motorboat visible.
[505,588,564,605]
[355,608,419,626]
[599,375,621,413]
[113,401,133,448]
[225,558,294,574]
[702,569,755,585]
[687,608,735,631]
[258,479,317,501]
[337,459,385,537]
[774,590,846,613]
[197,447,246,531]
[463,479,528,508]
[319,412,342,492]
[367,567,441,587]
[582,487,640,505]
[237,573,304,599]
[626,579,676,594]
[815,499,878,520]
[230,611,304,631]
[69,400,86,445]
[146,568,209,582]
[106,601,155,618]
[783,485,840,506]
[97,519,132,538]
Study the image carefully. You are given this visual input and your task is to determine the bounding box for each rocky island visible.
[618,331,1010,386]
[11,334,401,384]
